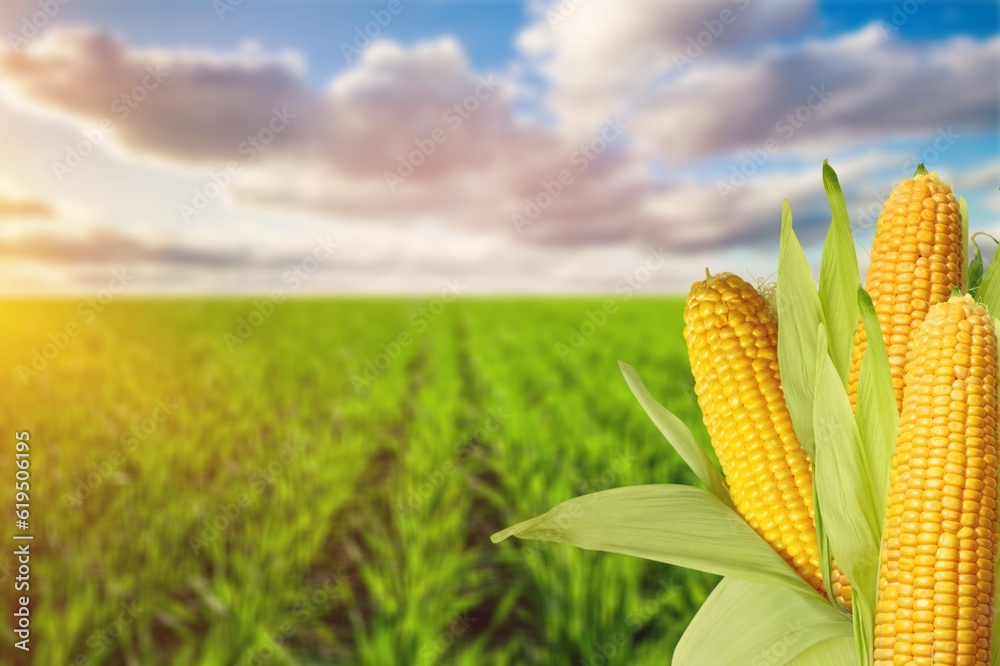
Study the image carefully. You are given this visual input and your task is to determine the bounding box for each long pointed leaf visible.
[855,288,896,530]
[618,361,733,508]
[819,160,861,386]
[813,326,880,665]
[980,242,1000,315]
[674,577,852,666]
[812,473,837,605]
[807,342,837,606]
[778,199,824,457]
[969,236,985,298]
[491,484,817,595]
[814,327,881,574]
[851,585,876,666]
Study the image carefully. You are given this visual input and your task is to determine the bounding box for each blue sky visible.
[35,2,1000,80]
[33,1,532,79]
[0,0,996,292]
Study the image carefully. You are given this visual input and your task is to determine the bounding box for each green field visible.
[0,298,718,665]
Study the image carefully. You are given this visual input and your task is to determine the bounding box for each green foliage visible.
[777,199,825,457]
[618,362,732,508]
[674,577,852,666]
[977,232,1000,316]
[969,236,985,297]
[854,289,896,531]
[491,161,1000,666]
[0,297,714,665]
[493,484,816,595]
[813,324,879,663]
[818,159,862,386]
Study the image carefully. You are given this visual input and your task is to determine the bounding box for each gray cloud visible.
[0,228,251,267]
[0,24,996,257]
[1,28,313,164]
[633,27,1000,161]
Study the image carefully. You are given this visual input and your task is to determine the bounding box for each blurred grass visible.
[0,297,718,664]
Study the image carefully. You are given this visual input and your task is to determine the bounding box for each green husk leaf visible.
[851,589,876,666]
[813,481,837,608]
[914,163,928,176]
[786,637,857,666]
[809,377,838,607]
[673,577,852,666]
[855,288,896,530]
[994,618,1000,666]
[813,324,880,665]
[970,237,984,298]
[968,232,1000,300]
[961,195,970,293]
[618,361,733,508]
[491,484,817,596]
[819,160,862,386]
[978,233,1000,315]
[777,198,824,457]
[995,358,1000,666]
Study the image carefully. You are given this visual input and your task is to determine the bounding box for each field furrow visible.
[0,298,715,664]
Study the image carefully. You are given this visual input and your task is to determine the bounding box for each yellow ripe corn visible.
[683,272,847,604]
[831,568,853,614]
[874,295,999,666]
[848,170,964,414]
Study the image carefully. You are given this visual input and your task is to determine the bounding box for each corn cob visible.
[683,272,848,604]
[874,295,999,666]
[847,170,964,414]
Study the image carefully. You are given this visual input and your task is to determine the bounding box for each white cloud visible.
[0,22,996,277]
[517,0,815,136]
[631,26,1000,162]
